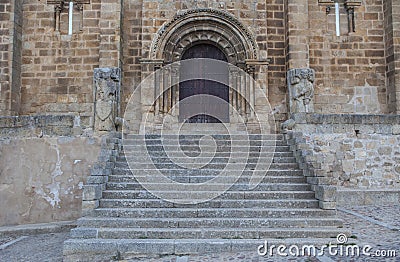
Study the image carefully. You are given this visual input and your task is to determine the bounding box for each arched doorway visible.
[179,44,229,123]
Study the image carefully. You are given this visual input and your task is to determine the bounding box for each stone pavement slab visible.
[0,232,69,262]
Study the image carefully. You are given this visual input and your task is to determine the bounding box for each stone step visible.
[77,216,340,229]
[112,169,304,177]
[118,156,297,164]
[63,238,346,260]
[92,208,334,218]
[114,162,299,170]
[118,151,294,159]
[71,227,343,240]
[121,145,291,152]
[105,183,311,192]
[107,175,307,184]
[64,132,348,260]
[99,199,319,209]
[124,134,284,140]
[102,190,315,200]
[122,139,287,146]
[160,124,244,134]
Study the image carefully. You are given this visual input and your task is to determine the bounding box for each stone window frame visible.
[47,0,90,34]
[318,0,361,5]
[318,0,362,34]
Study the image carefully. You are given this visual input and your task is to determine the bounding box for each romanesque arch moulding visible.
[138,8,270,132]
[149,8,259,65]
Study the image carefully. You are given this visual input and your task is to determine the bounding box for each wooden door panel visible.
[179,44,229,123]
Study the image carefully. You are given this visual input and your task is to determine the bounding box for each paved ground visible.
[0,205,399,262]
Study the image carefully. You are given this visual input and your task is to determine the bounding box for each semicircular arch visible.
[150,8,258,64]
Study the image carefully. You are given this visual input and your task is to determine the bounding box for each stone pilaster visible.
[286,0,310,69]
[384,0,400,114]
[0,0,22,116]
[99,0,121,68]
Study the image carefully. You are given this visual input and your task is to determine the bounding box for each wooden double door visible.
[179,44,229,123]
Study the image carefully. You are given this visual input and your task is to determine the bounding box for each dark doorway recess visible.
[179,44,229,123]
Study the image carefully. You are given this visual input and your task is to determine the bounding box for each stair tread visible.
[100,198,316,202]
[64,237,337,243]
[79,216,336,221]
[102,190,314,193]
[113,168,302,170]
[73,226,341,232]
[106,183,309,186]
[94,207,331,211]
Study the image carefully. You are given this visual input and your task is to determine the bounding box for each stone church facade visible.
[0,0,399,246]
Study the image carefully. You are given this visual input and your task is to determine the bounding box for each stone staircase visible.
[64,133,345,261]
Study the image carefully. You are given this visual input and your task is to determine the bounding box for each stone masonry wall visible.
[20,0,101,116]
[0,0,11,114]
[267,0,287,123]
[309,0,389,114]
[0,115,101,226]
[121,0,143,114]
[289,114,400,190]
[393,0,400,114]
[2,1,399,120]
[9,0,22,115]
[0,0,22,115]
[0,0,400,120]
[384,0,400,114]
[384,0,396,113]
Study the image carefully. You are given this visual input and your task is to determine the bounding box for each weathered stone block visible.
[315,185,336,202]
[87,176,108,184]
[83,185,102,201]
[354,124,374,134]
[392,125,400,135]
[71,228,98,239]
[319,201,336,210]
[374,124,392,134]
[342,159,354,173]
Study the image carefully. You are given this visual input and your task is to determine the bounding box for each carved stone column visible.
[93,67,121,132]
[287,68,315,114]
[54,4,63,32]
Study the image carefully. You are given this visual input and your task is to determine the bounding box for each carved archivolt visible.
[150,8,258,64]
